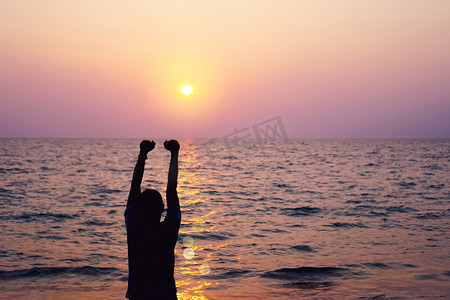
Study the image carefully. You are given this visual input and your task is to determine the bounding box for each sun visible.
[180,84,194,95]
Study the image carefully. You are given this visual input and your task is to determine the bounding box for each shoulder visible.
[124,204,140,228]
[124,203,138,216]
[163,208,181,230]
[166,208,181,221]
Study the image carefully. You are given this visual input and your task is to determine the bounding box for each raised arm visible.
[127,140,155,206]
[164,140,180,210]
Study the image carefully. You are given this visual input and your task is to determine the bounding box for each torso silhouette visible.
[125,205,181,299]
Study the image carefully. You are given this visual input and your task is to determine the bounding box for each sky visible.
[1,0,449,138]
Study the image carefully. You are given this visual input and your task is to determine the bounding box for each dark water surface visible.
[0,139,449,299]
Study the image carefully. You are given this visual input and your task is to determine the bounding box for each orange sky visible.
[1,0,449,138]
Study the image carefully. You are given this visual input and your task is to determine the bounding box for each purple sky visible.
[1,1,449,138]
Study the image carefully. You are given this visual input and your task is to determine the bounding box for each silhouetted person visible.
[125,140,181,300]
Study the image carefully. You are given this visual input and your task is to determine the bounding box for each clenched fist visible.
[164,140,180,153]
[140,140,156,155]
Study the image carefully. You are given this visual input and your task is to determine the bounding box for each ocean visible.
[0,139,449,299]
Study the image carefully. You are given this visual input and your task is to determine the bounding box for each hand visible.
[164,140,180,153]
[140,140,155,154]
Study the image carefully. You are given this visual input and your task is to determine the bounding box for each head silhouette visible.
[138,189,164,221]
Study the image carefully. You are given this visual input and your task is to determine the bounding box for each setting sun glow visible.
[180,84,193,95]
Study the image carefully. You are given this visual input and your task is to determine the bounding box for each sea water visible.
[0,139,449,299]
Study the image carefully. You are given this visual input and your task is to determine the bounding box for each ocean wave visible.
[362,263,390,269]
[84,201,104,207]
[191,233,233,241]
[291,245,315,252]
[81,219,116,226]
[414,274,439,280]
[95,188,123,194]
[299,190,320,194]
[0,167,34,174]
[0,266,123,281]
[280,206,322,217]
[221,155,238,160]
[354,205,379,211]
[261,228,288,233]
[283,281,333,289]
[261,266,352,281]
[37,234,69,240]
[346,199,363,204]
[108,168,128,173]
[359,294,402,299]
[0,212,79,222]
[364,163,377,167]
[274,183,291,188]
[385,206,417,213]
[357,262,417,270]
[325,222,368,229]
[209,268,252,279]
[368,211,388,217]
[394,181,417,189]
[421,164,442,170]
[0,187,12,194]
[414,213,443,219]
[427,184,445,189]
[40,166,55,171]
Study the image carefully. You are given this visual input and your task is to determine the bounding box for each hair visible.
[138,189,164,216]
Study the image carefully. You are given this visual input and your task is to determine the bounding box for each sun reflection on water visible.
[177,280,214,300]
[176,146,218,299]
